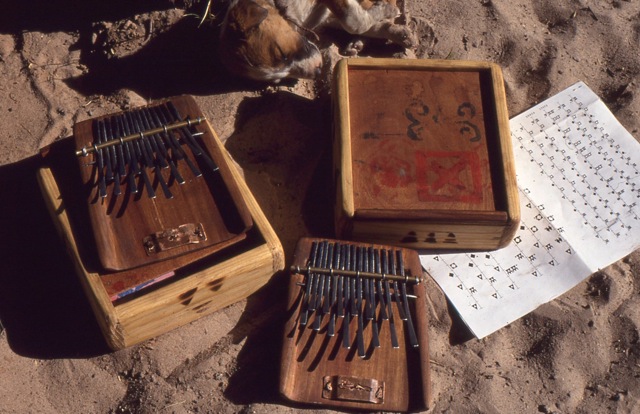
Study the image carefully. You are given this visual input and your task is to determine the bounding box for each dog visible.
[218,0,416,82]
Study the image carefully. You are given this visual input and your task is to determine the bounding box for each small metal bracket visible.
[143,223,207,255]
[322,375,384,404]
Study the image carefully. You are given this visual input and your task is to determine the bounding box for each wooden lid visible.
[341,60,504,218]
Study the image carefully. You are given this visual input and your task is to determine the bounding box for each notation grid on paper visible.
[420,82,640,338]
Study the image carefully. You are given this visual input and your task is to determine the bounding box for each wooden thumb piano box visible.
[280,237,431,412]
[37,96,284,350]
[332,58,520,250]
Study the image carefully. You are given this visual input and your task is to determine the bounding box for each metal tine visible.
[342,244,352,349]
[164,101,220,174]
[311,242,327,330]
[98,121,114,183]
[383,249,400,349]
[140,108,185,185]
[161,104,202,156]
[313,242,333,331]
[367,247,381,348]
[322,243,334,315]
[130,111,173,199]
[108,117,127,178]
[110,116,138,194]
[398,250,419,348]
[299,241,319,327]
[313,241,329,318]
[133,109,168,169]
[327,242,341,337]
[161,103,212,176]
[366,247,377,320]
[107,117,138,193]
[110,116,129,194]
[308,241,326,314]
[102,118,122,196]
[390,249,407,320]
[92,119,108,198]
[134,110,167,171]
[303,241,321,326]
[122,112,156,198]
[355,246,366,357]
[373,249,388,320]
[97,120,119,197]
[349,245,358,317]
[150,106,202,178]
[106,116,127,185]
[128,111,162,197]
[116,114,143,193]
[125,112,152,166]
[336,243,346,318]
[362,247,373,321]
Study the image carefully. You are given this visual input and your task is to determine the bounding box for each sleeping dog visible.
[219,0,416,82]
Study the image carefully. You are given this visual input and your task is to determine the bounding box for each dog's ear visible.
[230,0,269,33]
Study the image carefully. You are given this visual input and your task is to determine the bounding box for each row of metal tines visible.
[296,240,419,358]
[88,101,218,199]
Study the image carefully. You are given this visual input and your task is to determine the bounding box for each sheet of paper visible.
[419,82,640,339]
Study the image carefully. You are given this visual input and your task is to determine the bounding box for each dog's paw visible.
[387,24,417,48]
[368,1,400,22]
[343,39,365,56]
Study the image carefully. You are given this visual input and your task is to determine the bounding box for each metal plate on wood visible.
[322,375,384,404]
[144,223,207,255]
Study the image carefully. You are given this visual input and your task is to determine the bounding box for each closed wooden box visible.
[333,58,520,250]
[37,109,284,350]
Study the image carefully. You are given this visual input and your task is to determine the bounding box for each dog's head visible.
[219,0,322,82]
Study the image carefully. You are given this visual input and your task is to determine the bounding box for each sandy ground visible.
[1,0,639,413]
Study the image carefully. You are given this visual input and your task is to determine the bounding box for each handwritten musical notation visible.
[420,82,640,338]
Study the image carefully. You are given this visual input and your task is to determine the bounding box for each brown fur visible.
[219,0,415,82]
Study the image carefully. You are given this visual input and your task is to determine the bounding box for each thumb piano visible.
[37,96,284,349]
[280,238,431,412]
[73,96,253,272]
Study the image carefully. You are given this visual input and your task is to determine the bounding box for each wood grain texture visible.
[348,68,495,212]
[333,58,519,250]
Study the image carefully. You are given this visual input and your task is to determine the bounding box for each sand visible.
[1,0,639,413]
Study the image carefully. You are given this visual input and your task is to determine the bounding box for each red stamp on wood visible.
[362,139,414,197]
[415,151,484,203]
